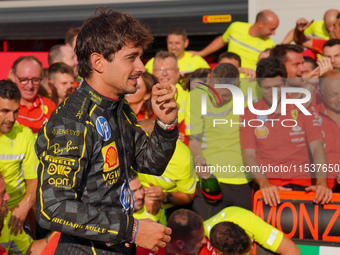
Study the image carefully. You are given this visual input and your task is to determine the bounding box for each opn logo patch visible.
[102,142,119,172]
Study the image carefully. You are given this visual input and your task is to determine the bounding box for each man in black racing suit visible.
[35,8,178,254]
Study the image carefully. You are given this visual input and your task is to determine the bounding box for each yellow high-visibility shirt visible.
[222,22,275,70]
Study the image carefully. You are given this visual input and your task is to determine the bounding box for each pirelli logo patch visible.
[102,142,119,172]
[44,155,76,166]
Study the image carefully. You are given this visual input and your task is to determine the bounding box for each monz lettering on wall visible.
[255,200,340,242]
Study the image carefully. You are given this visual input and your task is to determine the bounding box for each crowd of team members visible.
[1,7,340,255]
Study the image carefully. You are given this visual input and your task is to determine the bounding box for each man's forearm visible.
[19,179,37,215]
[163,192,195,206]
[189,134,204,160]
[199,35,225,57]
[135,122,178,176]
[242,149,268,186]
[293,27,307,45]
[310,139,328,184]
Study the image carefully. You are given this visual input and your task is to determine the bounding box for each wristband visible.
[156,117,178,130]
[130,219,139,244]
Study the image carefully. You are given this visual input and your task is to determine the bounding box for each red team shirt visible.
[311,38,327,55]
[240,99,323,187]
[0,246,7,255]
[16,95,56,134]
[318,104,340,189]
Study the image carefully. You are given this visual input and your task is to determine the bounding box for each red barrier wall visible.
[0,52,49,80]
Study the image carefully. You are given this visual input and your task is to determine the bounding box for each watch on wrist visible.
[156,117,178,130]
[166,192,174,204]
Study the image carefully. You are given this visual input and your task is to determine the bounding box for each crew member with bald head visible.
[282,9,339,44]
[137,209,217,255]
[294,12,340,54]
[12,56,56,134]
[191,10,279,70]
[306,9,339,40]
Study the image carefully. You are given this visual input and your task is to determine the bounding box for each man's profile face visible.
[333,18,340,39]
[61,45,79,78]
[153,57,180,86]
[260,76,283,107]
[130,177,144,212]
[0,98,20,135]
[52,73,75,101]
[208,77,240,105]
[321,74,340,114]
[259,17,279,40]
[214,87,233,105]
[284,51,305,86]
[185,226,206,254]
[323,45,340,69]
[14,60,42,103]
[101,42,146,97]
[166,34,188,59]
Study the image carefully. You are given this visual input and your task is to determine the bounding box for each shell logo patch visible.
[102,142,119,172]
[255,126,269,139]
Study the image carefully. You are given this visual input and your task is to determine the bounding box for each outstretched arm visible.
[189,35,226,57]
[282,29,295,44]
[305,139,332,204]
[275,235,300,255]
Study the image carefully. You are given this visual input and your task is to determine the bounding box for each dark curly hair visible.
[210,222,252,255]
[76,8,154,79]
[0,80,21,102]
